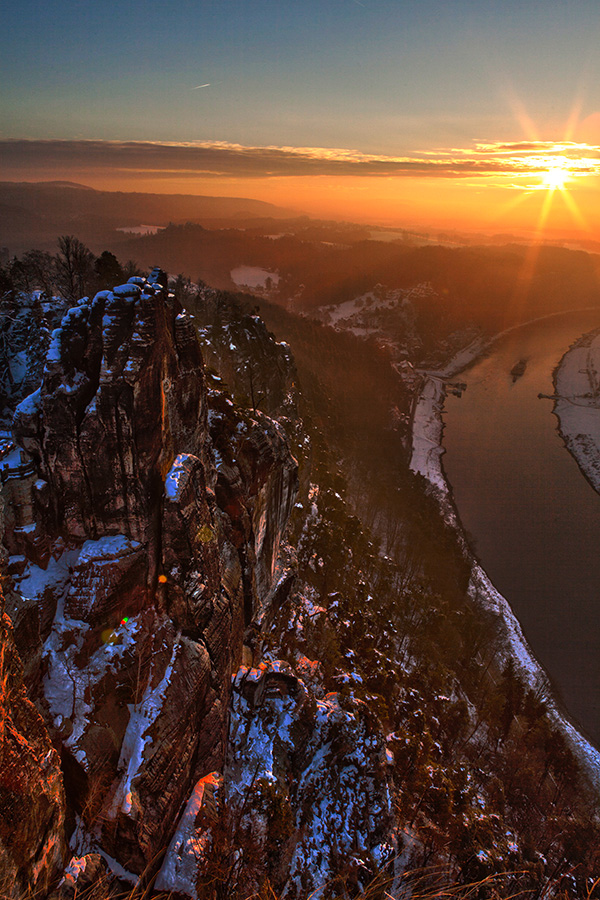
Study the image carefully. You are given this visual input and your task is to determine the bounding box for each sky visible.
[4,0,600,237]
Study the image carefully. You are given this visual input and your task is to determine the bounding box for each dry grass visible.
[0,860,598,900]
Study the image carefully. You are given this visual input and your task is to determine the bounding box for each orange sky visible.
[3,137,600,242]
[149,175,600,240]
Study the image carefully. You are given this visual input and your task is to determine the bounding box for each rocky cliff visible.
[0,289,68,428]
[2,271,299,888]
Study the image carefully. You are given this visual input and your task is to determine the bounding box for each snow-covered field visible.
[554,327,600,494]
[319,289,403,327]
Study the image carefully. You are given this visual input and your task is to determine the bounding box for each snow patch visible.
[155,773,221,897]
[111,283,142,299]
[44,612,141,767]
[108,633,181,818]
[165,453,199,501]
[230,266,279,289]
[16,551,76,604]
[77,534,141,565]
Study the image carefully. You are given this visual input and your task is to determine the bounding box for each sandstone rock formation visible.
[6,271,298,881]
[0,289,68,427]
[194,284,298,421]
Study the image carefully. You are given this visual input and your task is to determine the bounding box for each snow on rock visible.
[111,283,142,299]
[0,290,69,421]
[12,269,208,545]
[64,534,146,622]
[15,550,76,605]
[14,387,42,419]
[76,535,142,565]
[108,631,181,819]
[286,688,394,898]
[155,772,221,897]
[58,853,108,895]
[228,662,299,789]
[5,273,304,882]
[164,453,199,502]
[8,349,28,384]
[95,850,139,886]
[45,328,63,367]
[9,550,80,675]
[224,661,394,899]
[43,605,141,767]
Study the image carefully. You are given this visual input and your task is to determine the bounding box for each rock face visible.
[194,285,297,421]
[7,272,299,879]
[0,289,68,426]
[0,598,66,895]
[13,277,207,553]
[5,273,394,897]
[2,276,458,900]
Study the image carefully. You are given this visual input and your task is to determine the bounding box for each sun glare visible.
[542,165,570,191]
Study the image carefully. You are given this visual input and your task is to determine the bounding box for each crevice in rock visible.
[113,386,134,536]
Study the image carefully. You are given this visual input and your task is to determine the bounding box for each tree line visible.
[0,236,140,302]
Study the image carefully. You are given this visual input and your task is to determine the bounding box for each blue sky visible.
[4,0,600,149]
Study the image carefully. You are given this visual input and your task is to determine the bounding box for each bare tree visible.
[12,250,58,296]
[55,235,95,301]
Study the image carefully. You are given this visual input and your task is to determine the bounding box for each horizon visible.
[3,176,599,249]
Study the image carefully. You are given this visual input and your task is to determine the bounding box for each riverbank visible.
[554,327,600,495]
[410,336,487,497]
[410,332,600,791]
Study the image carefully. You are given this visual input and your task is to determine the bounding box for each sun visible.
[542,165,570,191]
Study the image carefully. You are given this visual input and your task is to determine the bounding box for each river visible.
[442,311,600,748]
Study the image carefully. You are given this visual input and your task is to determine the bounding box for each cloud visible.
[468,140,599,156]
[1,138,600,181]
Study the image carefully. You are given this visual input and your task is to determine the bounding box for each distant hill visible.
[0,181,298,255]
